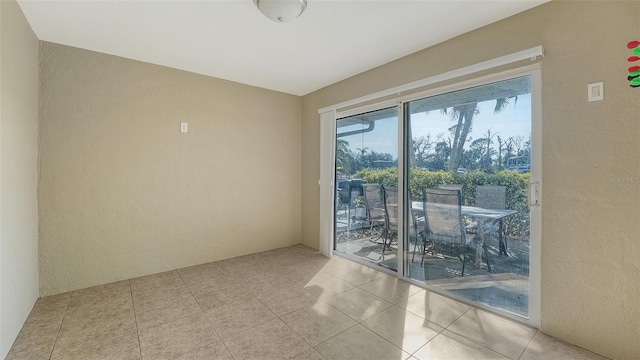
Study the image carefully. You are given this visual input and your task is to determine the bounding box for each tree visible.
[441,96,518,173]
[512,136,524,156]
[336,139,354,175]
[430,140,451,171]
[411,135,434,169]
[481,129,498,172]
[443,103,478,172]
[503,136,516,167]
[496,135,513,171]
[467,138,490,171]
[521,134,532,158]
[351,147,370,171]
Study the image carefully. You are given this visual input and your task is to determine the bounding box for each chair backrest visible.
[337,180,352,205]
[423,188,466,245]
[475,185,506,210]
[437,184,464,192]
[383,186,399,232]
[362,184,386,223]
[437,184,464,204]
[337,179,365,207]
[407,198,424,237]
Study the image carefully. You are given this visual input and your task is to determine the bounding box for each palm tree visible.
[443,96,516,173]
[443,103,478,172]
[336,139,354,175]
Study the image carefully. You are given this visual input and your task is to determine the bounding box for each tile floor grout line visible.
[441,316,520,359]
[253,286,318,357]
[164,343,220,360]
[175,266,235,359]
[353,300,447,358]
[442,307,535,360]
[408,324,449,358]
[46,291,73,360]
[271,289,340,357]
[222,256,330,358]
[308,254,523,359]
[212,296,278,340]
[127,280,144,360]
[517,329,540,360]
[294,286,407,357]
[351,262,480,358]
[444,306,472,330]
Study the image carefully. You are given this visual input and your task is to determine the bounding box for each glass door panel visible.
[403,76,533,319]
[334,107,399,271]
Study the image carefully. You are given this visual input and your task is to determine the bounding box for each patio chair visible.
[417,188,490,276]
[381,186,398,257]
[380,186,426,259]
[337,179,365,229]
[362,184,386,242]
[437,184,465,204]
[336,179,351,218]
[409,198,427,261]
[475,185,508,255]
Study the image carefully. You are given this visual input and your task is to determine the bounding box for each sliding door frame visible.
[318,47,542,327]
[396,66,542,327]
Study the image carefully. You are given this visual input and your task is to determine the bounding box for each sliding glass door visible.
[333,107,399,271]
[403,76,533,319]
[331,72,538,321]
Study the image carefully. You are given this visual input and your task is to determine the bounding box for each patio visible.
[335,219,530,318]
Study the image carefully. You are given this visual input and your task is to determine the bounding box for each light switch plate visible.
[180,122,188,133]
[588,82,603,101]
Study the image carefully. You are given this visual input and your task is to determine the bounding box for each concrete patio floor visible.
[336,223,530,318]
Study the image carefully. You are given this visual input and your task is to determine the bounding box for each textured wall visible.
[0,0,40,357]
[301,2,640,359]
[38,43,302,296]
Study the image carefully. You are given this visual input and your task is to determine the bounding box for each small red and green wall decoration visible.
[628,40,640,87]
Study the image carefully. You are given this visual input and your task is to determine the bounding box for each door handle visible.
[529,181,540,208]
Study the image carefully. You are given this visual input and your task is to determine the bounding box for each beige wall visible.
[301,2,640,359]
[38,43,302,296]
[0,0,40,357]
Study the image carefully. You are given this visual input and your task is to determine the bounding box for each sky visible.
[339,93,531,159]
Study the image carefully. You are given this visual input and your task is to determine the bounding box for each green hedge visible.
[354,168,530,239]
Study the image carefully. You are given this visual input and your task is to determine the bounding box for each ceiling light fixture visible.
[254,0,307,23]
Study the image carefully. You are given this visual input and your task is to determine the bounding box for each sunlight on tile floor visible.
[7,244,607,360]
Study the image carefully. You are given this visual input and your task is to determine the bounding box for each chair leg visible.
[498,219,508,256]
[381,230,393,258]
[411,238,417,263]
[381,233,387,257]
[483,243,492,272]
[502,221,508,256]
[368,223,384,243]
[420,240,429,266]
[411,236,423,263]
[461,253,466,276]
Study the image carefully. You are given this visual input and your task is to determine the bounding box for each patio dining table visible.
[411,201,517,267]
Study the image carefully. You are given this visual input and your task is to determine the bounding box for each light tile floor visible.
[7,244,608,360]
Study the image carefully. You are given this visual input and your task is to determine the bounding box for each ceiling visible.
[17,0,548,96]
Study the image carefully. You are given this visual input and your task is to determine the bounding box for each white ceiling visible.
[17,0,548,96]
